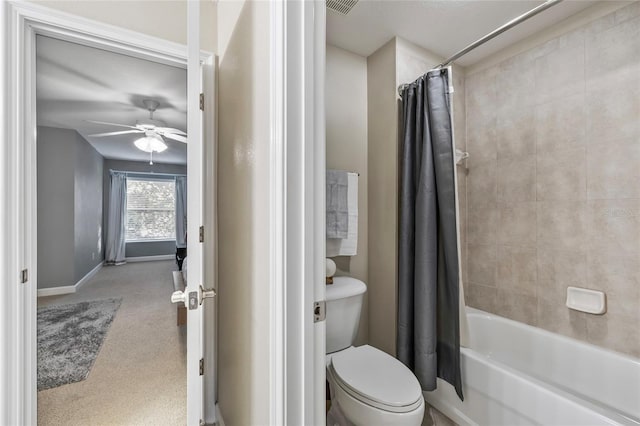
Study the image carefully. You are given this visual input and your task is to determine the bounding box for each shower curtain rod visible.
[398,0,563,96]
[110,169,186,178]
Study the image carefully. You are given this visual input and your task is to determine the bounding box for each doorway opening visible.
[2,2,216,424]
[35,34,190,425]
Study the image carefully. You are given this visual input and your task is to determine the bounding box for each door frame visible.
[0,2,215,424]
[273,1,327,423]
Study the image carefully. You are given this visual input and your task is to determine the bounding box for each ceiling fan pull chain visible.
[149,151,154,165]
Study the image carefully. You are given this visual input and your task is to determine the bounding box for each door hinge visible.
[199,93,204,111]
[20,269,28,284]
[199,226,204,243]
[313,301,326,323]
[199,358,204,376]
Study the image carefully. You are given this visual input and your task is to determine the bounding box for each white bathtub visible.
[425,308,640,425]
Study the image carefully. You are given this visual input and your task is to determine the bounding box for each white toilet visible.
[326,276,425,426]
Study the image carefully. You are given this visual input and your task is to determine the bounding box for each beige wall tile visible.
[497,245,537,296]
[587,199,640,255]
[466,67,497,124]
[467,243,497,287]
[498,202,537,247]
[467,160,496,209]
[537,297,588,340]
[496,108,536,159]
[497,156,536,203]
[467,206,499,245]
[586,82,640,146]
[497,54,535,113]
[537,201,588,251]
[586,15,640,83]
[460,243,468,286]
[465,283,498,313]
[534,30,585,105]
[535,94,586,154]
[463,3,640,357]
[467,120,497,164]
[587,137,640,199]
[496,289,538,326]
[613,2,640,25]
[587,251,640,302]
[536,147,587,201]
[537,249,588,301]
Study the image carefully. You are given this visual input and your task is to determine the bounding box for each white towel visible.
[326,172,358,256]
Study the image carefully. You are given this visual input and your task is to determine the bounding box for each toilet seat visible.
[328,345,423,413]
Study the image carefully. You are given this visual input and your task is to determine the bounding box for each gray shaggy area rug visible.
[37,298,122,391]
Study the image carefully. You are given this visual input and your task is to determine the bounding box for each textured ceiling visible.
[36,35,187,165]
[327,0,597,66]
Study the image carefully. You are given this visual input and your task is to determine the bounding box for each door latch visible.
[313,301,326,323]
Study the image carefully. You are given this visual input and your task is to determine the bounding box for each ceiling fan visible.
[87,99,187,145]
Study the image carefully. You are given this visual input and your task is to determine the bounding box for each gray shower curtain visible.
[397,69,463,400]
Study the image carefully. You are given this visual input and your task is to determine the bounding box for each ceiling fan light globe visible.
[134,136,167,153]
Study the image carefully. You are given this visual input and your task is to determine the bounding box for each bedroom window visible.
[125,178,176,242]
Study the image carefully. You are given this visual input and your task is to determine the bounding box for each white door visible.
[170,2,216,425]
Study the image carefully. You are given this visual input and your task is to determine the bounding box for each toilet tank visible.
[326,277,367,354]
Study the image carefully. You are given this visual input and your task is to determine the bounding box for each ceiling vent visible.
[326,0,358,15]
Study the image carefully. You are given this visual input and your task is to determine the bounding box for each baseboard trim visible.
[215,404,225,426]
[37,261,103,297]
[126,254,175,263]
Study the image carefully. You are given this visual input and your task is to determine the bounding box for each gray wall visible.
[102,159,187,258]
[37,126,104,288]
[37,127,76,288]
[74,135,104,282]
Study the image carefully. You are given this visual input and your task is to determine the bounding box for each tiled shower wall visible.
[463,3,640,357]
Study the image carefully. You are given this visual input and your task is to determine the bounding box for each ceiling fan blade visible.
[89,130,144,137]
[163,133,187,143]
[86,120,139,130]
[156,127,187,136]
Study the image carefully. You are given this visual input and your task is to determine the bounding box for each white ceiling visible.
[327,0,597,66]
[36,35,188,165]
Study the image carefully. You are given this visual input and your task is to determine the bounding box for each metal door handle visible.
[171,290,187,305]
[171,286,215,310]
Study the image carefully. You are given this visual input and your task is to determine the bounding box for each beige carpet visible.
[37,260,186,426]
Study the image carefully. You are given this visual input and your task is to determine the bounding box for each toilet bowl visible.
[327,345,425,426]
[326,277,424,426]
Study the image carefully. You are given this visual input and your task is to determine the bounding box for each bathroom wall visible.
[367,37,467,357]
[29,0,217,53]
[217,1,273,423]
[326,44,369,345]
[464,1,640,357]
[367,38,399,356]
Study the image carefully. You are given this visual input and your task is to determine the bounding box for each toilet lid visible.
[330,345,423,410]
